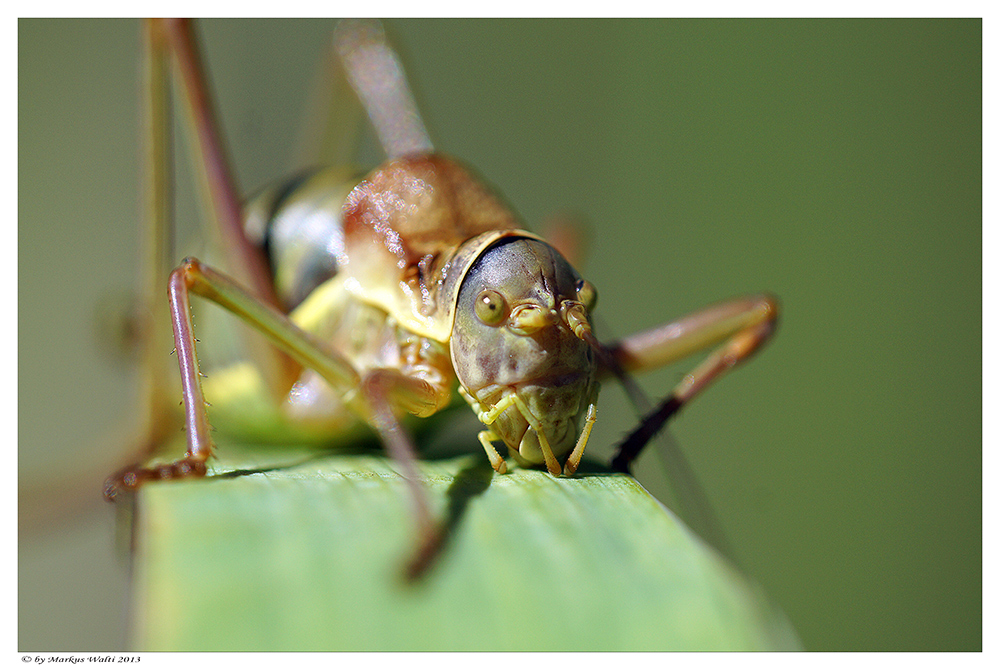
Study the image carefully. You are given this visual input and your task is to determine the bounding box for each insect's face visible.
[450,237,598,467]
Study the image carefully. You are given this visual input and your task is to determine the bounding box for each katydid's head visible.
[449,237,599,473]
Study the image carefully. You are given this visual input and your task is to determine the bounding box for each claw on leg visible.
[563,400,597,477]
[476,430,508,474]
[103,456,208,501]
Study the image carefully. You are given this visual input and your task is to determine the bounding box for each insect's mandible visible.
[104,20,778,573]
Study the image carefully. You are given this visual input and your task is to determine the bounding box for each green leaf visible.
[128,440,799,651]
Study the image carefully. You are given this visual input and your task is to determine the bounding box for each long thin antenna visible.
[334,20,433,159]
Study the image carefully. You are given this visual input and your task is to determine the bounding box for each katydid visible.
[105,19,778,576]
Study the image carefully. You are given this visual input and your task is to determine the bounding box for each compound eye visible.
[474,289,509,326]
[576,279,597,310]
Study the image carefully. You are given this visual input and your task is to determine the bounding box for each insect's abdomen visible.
[244,167,364,310]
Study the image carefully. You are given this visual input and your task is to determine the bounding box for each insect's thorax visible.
[286,275,454,425]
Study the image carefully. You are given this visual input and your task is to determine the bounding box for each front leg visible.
[104,258,364,500]
[104,258,450,581]
[604,293,779,472]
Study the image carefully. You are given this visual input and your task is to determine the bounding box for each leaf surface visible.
[130,442,799,651]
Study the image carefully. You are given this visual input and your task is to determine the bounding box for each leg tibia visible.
[609,294,779,472]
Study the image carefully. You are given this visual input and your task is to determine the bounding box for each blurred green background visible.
[19,18,980,651]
